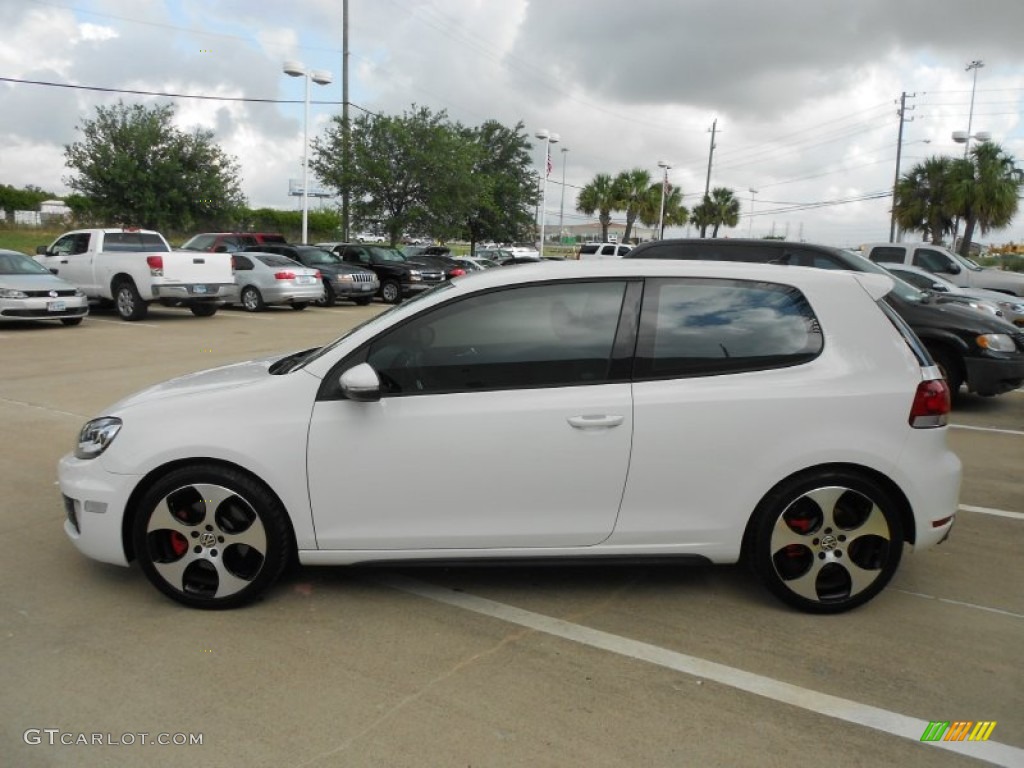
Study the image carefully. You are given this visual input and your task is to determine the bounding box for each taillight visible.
[274,271,296,280]
[146,255,163,276]
[909,379,950,428]
[314,271,322,280]
[450,268,466,277]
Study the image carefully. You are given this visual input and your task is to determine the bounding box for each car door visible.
[47,233,94,291]
[307,279,636,550]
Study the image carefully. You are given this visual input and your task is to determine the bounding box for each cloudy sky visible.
[1,0,1022,247]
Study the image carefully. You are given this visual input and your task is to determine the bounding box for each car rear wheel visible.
[189,303,218,317]
[60,317,84,326]
[132,465,293,609]
[241,286,264,312]
[930,347,964,398]
[290,302,308,311]
[316,282,336,307]
[749,470,903,613]
[380,280,401,304]
[354,296,373,306]
[114,279,148,321]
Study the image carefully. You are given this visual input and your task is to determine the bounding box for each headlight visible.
[976,334,1016,352]
[0,288,28,298]
[336,274,355,283]
[997,301,1024,314]
[75,417,123,459]
[74,289,86,298]
[408,270,422,282]
[965,301,999,317]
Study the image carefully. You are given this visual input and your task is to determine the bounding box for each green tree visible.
[948,142,1023,257]
[0,184,55,212]
[63,101,245,231]
[576,173,618,242]
[638,181,688,238]
[893,156,957,244]
[462,120,538,250]
[692,187,741,238]
[612,168,652,243]
[312,105,479,245]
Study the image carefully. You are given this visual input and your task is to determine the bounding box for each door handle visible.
[567,414,624,429]
[59,259,69,264]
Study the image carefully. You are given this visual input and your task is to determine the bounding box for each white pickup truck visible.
[861,242,1024,297]
[35,228,233,320]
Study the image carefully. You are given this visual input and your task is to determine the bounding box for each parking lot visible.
[2,303,1022,768]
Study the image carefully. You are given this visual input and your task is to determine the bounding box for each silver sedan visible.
[0,248,89,325]
[224,252,324,311]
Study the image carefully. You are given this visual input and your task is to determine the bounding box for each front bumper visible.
[0,295,89,320]
[58,452,139,566]
[964,356,1024,396]
[333,279,380,299]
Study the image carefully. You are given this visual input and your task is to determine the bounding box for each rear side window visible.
[868,246,905,264]
[254,253,303,268]
[632,242,779,263]
[635,278,823,379]
[103,232,169,252]
[579,244,599,255]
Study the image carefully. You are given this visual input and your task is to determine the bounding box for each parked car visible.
[578,242,633,259]
[507,243,541,259]
[473,248,513,264]
[223,252,323,311]
[180,233,288,252]
[327,243,446,303]
[861,242,1024,296]
[879,262,1024,326]
[250,245,378,307]
[57,260,960,613]
[355,232,385,243]
[498,255,542,266]
[453,256,496,271]
[0,248,89,326]
[625,238,1024,397]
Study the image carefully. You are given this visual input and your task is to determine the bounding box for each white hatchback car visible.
[58,261,961,612]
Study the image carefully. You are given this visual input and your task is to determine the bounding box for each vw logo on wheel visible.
[199,532,217,548]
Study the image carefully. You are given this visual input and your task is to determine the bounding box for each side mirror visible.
[930,283,950,293]
[942,262,961,275]
[339,363,381,402]
[36,245,50,255]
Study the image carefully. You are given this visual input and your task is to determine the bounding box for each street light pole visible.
[535,129,559,259]
[284,61,332,244]
[558,147,569,244]
[748,188,758,238]
[657,160,672,240]
[950,59,986,251]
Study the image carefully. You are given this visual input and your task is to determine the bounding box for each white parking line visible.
[87,317,160,328]
[210,311,275,321]
[958,504,1024,521]
[0,396,87,419]
[893,589,1024,619]
[382,576,1023,765]
[950,424,1024,437]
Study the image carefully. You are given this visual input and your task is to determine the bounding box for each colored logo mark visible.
[920,721,997,742]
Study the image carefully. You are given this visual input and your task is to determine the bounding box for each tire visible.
[241,286,265,312]
[930,347,964,399]
[316,282,336,308]
[748,469,904,614]
[189,303,218,317]
[132,465,293,609]
[60,317,83,326]
[114,280,148,321]
[380,280,402,304]
[354,296,373,306]
[290,302,308,311]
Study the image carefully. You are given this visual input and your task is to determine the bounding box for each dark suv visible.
[243,244,378,306]
[626,238,1024,397]
[181,232,287,252]
[325,243,446,304]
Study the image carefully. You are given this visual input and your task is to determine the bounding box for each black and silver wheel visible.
[133,466,292,609]
[750,471,903,613]
[930,348,963,398]
[115,280,148,321]
[60,317,84,326]
[290,302,309,311]
[241,286,264,312]
[380,280,401,304]
[354,296,373,306]
[189,303,218,317]
[316,282,336,307]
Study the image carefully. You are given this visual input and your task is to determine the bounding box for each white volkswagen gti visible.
[58,261,961,613]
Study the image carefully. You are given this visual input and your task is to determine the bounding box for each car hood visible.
[913,294,1021,333]
[106,355,286,413]
[1,273,77,292]
[977,268,1024,291]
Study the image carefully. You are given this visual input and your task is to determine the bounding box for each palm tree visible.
[612,168,652,243]
[707,187,741,238]
[576,173,617,242]
[948,142,1023,257]
[690,196,715,238]
[638,182,688,238]
[893,156,957,244]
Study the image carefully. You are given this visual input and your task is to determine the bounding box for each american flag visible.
[546,147,553,177]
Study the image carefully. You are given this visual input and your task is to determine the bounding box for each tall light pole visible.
[950,59,986,251]
[657,160,672,240]
[284,61,332,244]
[558,147,569,244]
[535,129,559,258]
[747,188,758,238]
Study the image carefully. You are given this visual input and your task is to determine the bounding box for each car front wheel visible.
[749,470,903,613]
[132,465,293,609]
[241,286,264,312]
[380,280,401,304]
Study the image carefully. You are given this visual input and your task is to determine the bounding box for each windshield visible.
[290,282,455,371]
[0,251,51,274]
[297,248,340,265]
[951,252,983,271]
[367,246,408,263]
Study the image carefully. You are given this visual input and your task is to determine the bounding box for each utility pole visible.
[703,118,717,200]
[890,91,915,242]
[341,0,350,243]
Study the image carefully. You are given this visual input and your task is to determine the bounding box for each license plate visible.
[361,283,374,291]
[296,275,314,284]
[48,301,66,312]
[191,284,208,294]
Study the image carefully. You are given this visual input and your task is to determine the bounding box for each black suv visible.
[626,238,1024,397]
[325,244,446,304]
[243,244,378,306]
